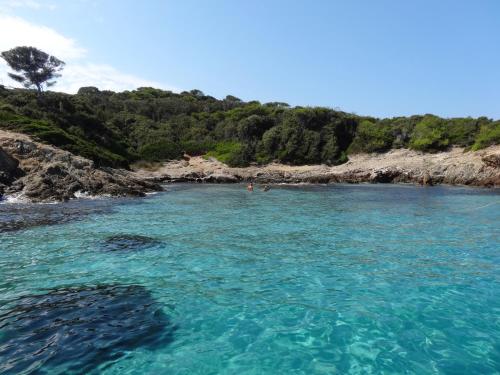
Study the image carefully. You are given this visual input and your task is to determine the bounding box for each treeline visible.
[0,86,498,168]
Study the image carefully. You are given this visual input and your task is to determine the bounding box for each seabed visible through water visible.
[0,184,499,374]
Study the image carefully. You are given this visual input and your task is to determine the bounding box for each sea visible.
[0,184,499,374]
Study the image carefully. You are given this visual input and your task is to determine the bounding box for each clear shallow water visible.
[0,184,499,374]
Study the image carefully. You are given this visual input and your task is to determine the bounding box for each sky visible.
[0,0,499,119]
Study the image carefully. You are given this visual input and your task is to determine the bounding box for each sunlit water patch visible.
[0,184,499,374]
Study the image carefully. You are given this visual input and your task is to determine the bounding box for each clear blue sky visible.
[2,0,500,118]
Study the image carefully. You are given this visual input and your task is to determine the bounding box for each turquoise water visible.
[0,184,499,374]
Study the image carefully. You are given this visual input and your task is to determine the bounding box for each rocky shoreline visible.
[135,147,500,188]
[1,129,498,203]
[0,130,161,203]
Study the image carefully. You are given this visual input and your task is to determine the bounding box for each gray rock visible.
[482,154,500,168]
[0,131,162,202]
[203,173,239,183]
[0,147,19,173]
[0,147,24,200]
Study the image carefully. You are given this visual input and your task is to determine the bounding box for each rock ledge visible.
[135,147,500,188]
[0,130,161,202]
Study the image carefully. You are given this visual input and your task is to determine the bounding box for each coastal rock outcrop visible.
[203,172,239,183]
[0,130,162,202]
[0,146,23,196]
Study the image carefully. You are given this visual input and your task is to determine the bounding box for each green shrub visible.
[387,116,422,148]
[1,87,498,170]
[259,115,324,165]
[0,109,21,122]
[205,141,251,166]
[409,116,449,152]
[471,122,500,150]
[348,120,393,153]
[0,103,16,113]
[32,129,74,145]
[138,140,182,161]
[445,118,479,146]
[180,140,215,156]
[0,109,128,167]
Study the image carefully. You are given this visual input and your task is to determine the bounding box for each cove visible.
[0,184,498,374]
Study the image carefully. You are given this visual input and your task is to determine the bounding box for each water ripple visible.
[0,184,498,374]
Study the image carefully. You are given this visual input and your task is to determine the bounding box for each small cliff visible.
[0,130,161,202]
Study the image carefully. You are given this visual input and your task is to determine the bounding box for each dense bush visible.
[179,140,215,156]
[0,108,128,167]
[205,141,250,167]
[348,120,393,153]
[445,118,479,147]
[409,116,450,152]
[472,121,500,150]
[0,86,498,168]
[138,140,182,161]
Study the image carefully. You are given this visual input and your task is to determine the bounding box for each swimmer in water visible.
[247,182,254,192]
[261,185,271,192]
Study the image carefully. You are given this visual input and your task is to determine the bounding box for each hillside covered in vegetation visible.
[0,86,498,169]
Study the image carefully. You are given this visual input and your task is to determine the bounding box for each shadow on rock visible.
[0,284,176,374]
[100,234,163,252]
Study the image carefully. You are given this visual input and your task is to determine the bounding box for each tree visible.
[1,46,65,95]
[409,115,449,151]
[348,120,394,153]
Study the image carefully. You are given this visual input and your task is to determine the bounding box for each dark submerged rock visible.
[0,199,116,233]
[0,284,175,374]
[100,234,163,252]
